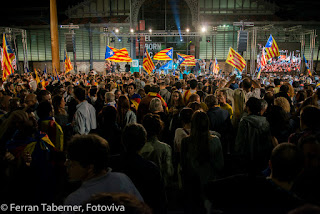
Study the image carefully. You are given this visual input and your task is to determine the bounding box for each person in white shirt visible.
[73,86,97,135]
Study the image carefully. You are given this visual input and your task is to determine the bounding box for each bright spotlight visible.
[149,29,152,33]
[130,29,134,33]
[201,27,206,32]
[180,38,183,42]
[223,25,226,27]
[115,28,119,33]
[186,28,190,32]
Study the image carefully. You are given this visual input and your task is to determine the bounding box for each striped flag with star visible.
[265,35,280,60]
[143,49,155,74]
[177,53,195,66]
[213,58,219,74]
[105,46,132,62]
[226,47,246,72]
[303,54,312,76]
[153,48,173,60]
[2,34,15,80]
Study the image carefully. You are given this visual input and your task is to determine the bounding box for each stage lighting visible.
[180,38,183,42]
[118,37,122,42]
[186,28,190,32]
[201,27,206,33]
[115,28,119,33]
[149,29,152,33]
[130,29,134,33]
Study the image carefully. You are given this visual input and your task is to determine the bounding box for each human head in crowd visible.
[245,97,261,116]
[66,85,74,95]
[188,94,200,105]
[298,134,320,170]
[187,101,202,112]
[179,107,194,127]
[189,79,198,90]
[98,106,117,127]
[269,143,303,185]
[37,101,54,119]
[37,90,52,104]
[83,193,152,214]
[127,83,136,96]
[149,98,164,113]
[241,78,252,92]
[295,90,307,103]
[0,110,36,148]
[204,94,218,109]
[97,88,107,102]
[0,95,12,113]
[52,95,65,115]
[137,88,146,99]
[73,86,86,103]
[170,90,184,107]
[105,92,115,104]
[142,113,164,139]
[114,89,122,101]
[122,123,147,153]
[274,79,281,87]
[300,105,320,131]
[65,134,110,182]
[24,93,38,112]
[274,97,291,113]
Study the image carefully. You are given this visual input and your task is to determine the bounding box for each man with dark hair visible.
[73,86,97,135]
[235,97,273,175]
[120,123,167,214]
[183,79,198,104]
[63,134,143,209]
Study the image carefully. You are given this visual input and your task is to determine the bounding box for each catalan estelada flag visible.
[2,34,15,80]
[213,58,219,74]
[265,35,280,60]
[105,46,132,62]
[303,54,312,76]
[260,48,267,67]
[177,53,196,66]
[64,51,73,73]
[153,48,173,60]
[226,47,246,72]
[143,49,155,74]
[34,69,41,84]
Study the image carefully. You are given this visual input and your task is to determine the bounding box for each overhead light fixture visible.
[201,26,206,32]
[149,29,152,33]
[186,28,190,32]
[130,29,134,33]
[115,28,119,33]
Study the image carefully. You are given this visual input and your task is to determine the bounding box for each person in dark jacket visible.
[120,123,167,214]
[205,95,233,154]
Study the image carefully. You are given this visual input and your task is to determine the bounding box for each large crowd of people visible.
[0,68,320,214]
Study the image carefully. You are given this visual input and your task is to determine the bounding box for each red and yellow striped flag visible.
[265,35,280,60]
[2,34,14,80]
[143,49,155,74]
[177,53,196,66]
[153,48,173,60]
[105,46,132,62]
[65,52,73,73]
[226,47,246,72]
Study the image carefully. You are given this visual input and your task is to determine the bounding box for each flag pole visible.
[50,0,60,74]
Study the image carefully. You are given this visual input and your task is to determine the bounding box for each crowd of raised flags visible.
[1,33,314,80]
